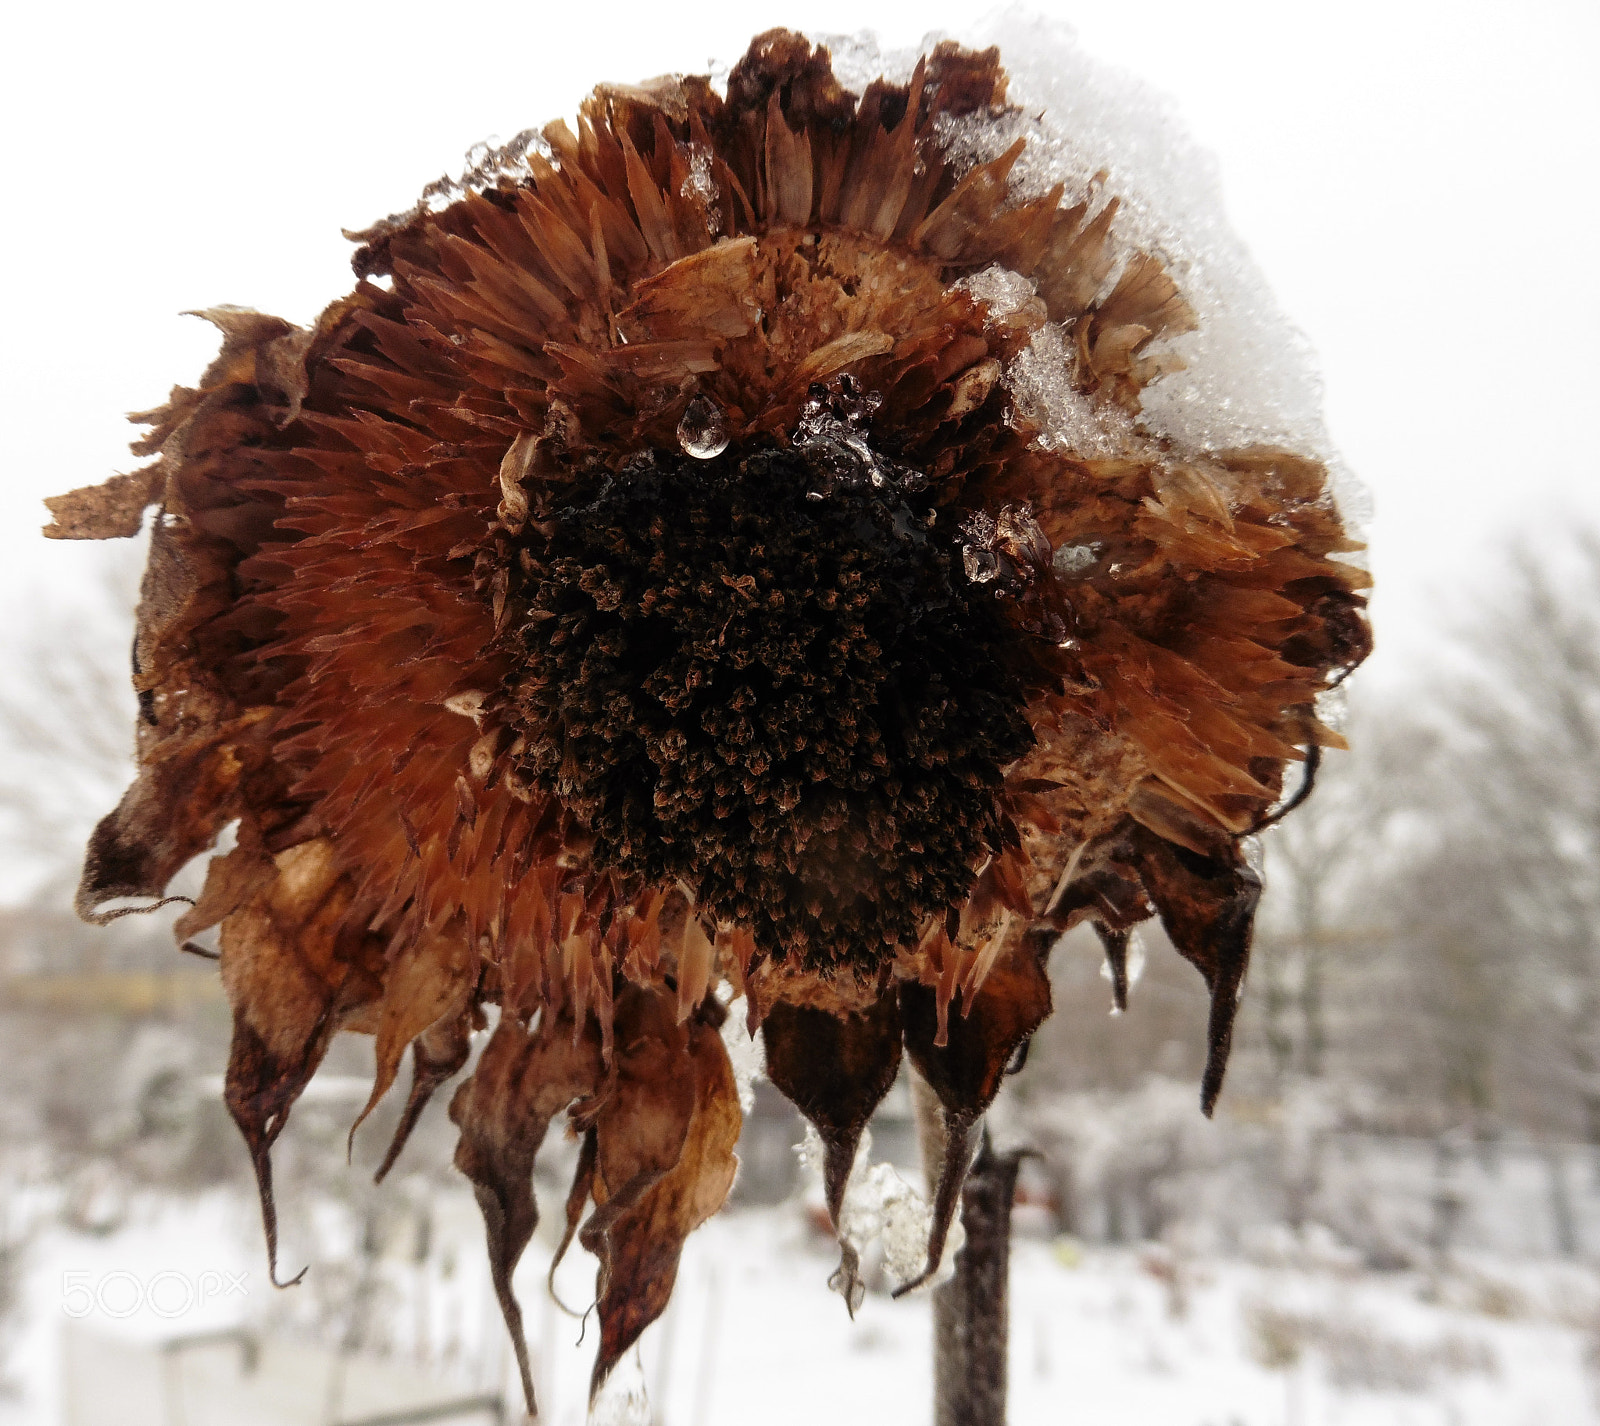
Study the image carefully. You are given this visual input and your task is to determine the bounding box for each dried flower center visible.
[504,431,1034,973]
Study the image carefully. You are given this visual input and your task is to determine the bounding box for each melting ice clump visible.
[717,991,764,1115]
[589,1348,651,1426]
[799,1125,963,1296]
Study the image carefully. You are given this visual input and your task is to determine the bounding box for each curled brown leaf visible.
[373,1001,476,1184]
[1130,827,1262,1115]
[450,1003,604,1417]
[588,1004,740,1399]
[217,840,385,1286]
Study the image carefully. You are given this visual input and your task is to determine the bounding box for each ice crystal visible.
[955,264,1042,326]
[1007,324,1137,459]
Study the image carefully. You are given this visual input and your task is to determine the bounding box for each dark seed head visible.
[504,437,1034,973]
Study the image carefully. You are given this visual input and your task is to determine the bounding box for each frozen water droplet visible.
[677,395,729,460]
[1100,927,1147,1010]
[1052,542,1100,576]
[964,547,999,583]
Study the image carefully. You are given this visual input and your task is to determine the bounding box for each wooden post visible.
[931,1134,1025,1426]
[911,1067,1027,1426]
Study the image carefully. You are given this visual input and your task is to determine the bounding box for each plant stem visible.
[931,1132,1025,1426]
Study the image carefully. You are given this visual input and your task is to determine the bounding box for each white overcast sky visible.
[2,0,1596,687]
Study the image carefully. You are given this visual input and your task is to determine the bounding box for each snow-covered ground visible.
[4,1189,1598,1426]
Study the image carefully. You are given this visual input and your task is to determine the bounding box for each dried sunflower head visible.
[47,28,1369,1408]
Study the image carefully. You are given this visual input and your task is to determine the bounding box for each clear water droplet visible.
[677,395,729,460]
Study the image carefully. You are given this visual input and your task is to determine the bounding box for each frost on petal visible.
[717,992,764,1115]
[762,995,902,1311]
[954,263,1044,328]
[450,1002,605,1418]
[589,1348,652,1426]
[853,1161,942,1290]
[797,1123,965,1303]
[838,1136,965,1296]
[1006,322,1137,458]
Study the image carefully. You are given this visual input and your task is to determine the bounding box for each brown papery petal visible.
[1129,827,1262,1116]
[217,841,384,1287]
[578,984,697,1255]
[42,467,164,540]
[373,1002,475,1184]
[450,1005,604,1418]
[895,934,1052,1295]
[762,995,903,1313]
[348,925,478,1151]
[588,1008,741,1400]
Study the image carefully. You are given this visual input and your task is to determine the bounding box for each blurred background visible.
[1,2,1597,1423]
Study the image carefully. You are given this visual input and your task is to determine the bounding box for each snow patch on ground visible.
[4,1194,1598,1426]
